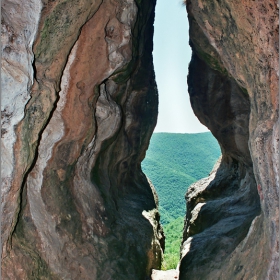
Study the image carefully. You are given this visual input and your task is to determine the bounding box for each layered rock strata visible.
[1,0,163,279]
[180,1,279,279]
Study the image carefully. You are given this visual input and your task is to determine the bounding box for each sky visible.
[153,0,208,133]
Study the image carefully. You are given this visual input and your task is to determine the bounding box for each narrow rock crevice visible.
[1,0,278,279]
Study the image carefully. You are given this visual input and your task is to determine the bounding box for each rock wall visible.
[1,0,164,279]
[180,1,279,279]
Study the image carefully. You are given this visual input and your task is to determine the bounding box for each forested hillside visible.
[141,132,221,268]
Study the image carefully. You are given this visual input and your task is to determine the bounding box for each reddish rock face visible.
[180,1,279,279]
[2,0,163,279]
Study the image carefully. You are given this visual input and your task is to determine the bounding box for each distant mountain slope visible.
[141,132,221,224]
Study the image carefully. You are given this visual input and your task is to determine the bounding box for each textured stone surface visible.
[1,0,164,279]
[180,1,279,279]
[151,269,179,280]
[1,0,42,255]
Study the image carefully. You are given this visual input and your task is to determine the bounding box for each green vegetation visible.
[161,216,185,270]
[141,132,221,269]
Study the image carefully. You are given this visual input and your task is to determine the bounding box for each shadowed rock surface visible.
[1,0,279,279]
[180,1,279,279]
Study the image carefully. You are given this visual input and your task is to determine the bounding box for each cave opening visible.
[141,0,221,271]
[1,0,275,278]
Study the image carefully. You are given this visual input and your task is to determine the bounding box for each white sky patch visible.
[153,0,208,133]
